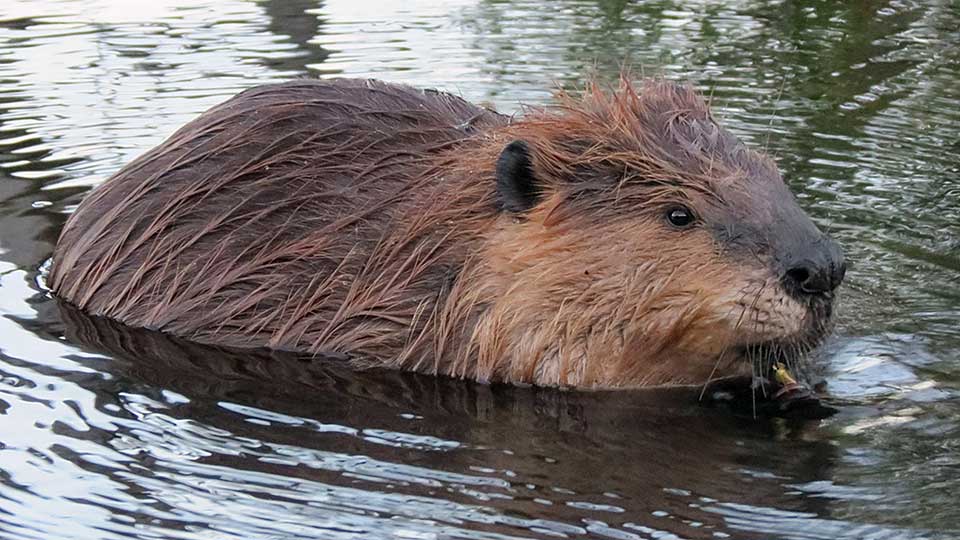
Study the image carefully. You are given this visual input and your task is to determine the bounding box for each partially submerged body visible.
[49,77,845,388]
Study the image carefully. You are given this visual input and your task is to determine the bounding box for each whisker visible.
[765,76,788,158]
[749,281,769,399]
[750,341,758,419]
[699,285,754,401]
[746,282,768,418]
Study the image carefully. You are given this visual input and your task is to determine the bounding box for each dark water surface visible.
[1,1,959,538]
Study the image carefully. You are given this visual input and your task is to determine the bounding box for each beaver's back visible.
[50,79,506,353]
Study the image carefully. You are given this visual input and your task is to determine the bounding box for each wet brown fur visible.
[50,77,817,388]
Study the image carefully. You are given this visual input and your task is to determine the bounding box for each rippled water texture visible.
[1,1,959,539]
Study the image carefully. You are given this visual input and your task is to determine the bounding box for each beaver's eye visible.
[666,206,695,228]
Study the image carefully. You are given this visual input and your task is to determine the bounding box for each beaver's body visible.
[50,77,845,388]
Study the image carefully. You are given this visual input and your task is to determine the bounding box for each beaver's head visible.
[478,79,844,387]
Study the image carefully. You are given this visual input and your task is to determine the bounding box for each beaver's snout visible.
[781,235,846,300]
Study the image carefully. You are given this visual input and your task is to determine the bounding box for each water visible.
[1,0,958,538]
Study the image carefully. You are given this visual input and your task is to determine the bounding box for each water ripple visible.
[0,0,958,539]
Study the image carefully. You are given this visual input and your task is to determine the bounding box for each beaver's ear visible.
[496,140,542,212]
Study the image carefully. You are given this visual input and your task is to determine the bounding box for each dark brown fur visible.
[50,77,838,388]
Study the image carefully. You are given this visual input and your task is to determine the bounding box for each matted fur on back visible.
[51,79,506,357]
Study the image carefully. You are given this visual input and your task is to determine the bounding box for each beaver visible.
[48,77,845,389]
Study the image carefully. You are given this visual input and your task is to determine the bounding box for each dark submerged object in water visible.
[57,301,836,421]
[49,77,845,390]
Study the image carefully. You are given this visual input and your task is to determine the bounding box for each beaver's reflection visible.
[60,301,838,540]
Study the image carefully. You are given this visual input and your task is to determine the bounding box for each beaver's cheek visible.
[640,262,793,347]
[705,272,812,346]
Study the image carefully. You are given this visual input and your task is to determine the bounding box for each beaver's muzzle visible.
[780,234,846,301]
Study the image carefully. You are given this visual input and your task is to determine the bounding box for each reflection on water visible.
[1,0,959,538]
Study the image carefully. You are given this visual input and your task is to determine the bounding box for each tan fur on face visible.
[430,194,809,388]
[415,78,820,387]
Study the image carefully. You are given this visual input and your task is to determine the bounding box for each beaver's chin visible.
[734,322,833,369]
[735,340,810,366]
[732,297,835,368]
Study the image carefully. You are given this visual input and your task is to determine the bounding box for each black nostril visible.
[784,262,833,296]
[782,236,845,298]
[785,266,811,289]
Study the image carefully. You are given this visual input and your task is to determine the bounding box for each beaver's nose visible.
[782,237,846,297]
